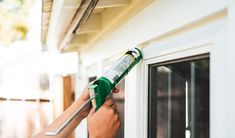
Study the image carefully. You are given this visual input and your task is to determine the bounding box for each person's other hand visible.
[87,99,121,138]
[76,87,120,119]
[75,87,92,119]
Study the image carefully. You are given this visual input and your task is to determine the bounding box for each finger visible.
[79,88,90,101]
[83,101,92,111]
[104,98,114,106]
[111,103,117,110]
[112,88,120,93]
[88,108,96,117]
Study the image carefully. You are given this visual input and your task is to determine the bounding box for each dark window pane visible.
[148,57,209,138]
[88,76,97,83]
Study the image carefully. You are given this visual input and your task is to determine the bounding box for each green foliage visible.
[0,0,34,46]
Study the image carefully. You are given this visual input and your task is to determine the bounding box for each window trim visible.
[147,55,210,138]
[141,46,212,138]
[135,11,226,138]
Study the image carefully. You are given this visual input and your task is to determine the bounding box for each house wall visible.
[79,0,227,65]
[75,0,235,137]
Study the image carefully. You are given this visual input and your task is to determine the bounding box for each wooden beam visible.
[93,8,105,13]
[59,0,99,50]
[64,0,82,6]
[63,0,131,9]
[96,0,131,9]
[41,0,53,42]
[70,34,87,44]
[80,0,153,51]
[63,34,87,52]
[75,14,101,34]
[42,0,53,12]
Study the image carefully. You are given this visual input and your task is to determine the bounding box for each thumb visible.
[88,108,96,118]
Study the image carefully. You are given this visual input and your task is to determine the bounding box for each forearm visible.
[34,99,86,138]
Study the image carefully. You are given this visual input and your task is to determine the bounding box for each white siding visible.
[80,0,228,65]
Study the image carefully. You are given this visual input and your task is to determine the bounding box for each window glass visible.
[88,76,97,83]
[148,56,209,138]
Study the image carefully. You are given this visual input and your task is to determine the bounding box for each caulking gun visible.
[46,47,143,136]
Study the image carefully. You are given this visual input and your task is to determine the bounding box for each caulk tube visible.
[90,47,143,110]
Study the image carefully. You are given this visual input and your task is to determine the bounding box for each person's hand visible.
[87,99,121,138]
[75,87,92,119]
[76,87,120,119]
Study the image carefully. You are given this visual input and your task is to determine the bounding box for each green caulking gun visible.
[88,47,143,110]
[45,47,143,136]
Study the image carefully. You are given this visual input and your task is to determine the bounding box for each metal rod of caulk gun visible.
[45,96,95,136]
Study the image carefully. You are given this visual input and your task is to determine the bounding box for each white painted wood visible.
[60,0,98,50]
[46,0,82,51]
[63,0,131,9]
[96,0,131,9]
[58,7,79,35]
[209,26,229,138]
[93,8,105,13]
[125,66,138,138]
[70,34,87,45]
[64,0,83,6]
[225,1,235,137]
[136,60,148,138]
[46,0,65,51]
[82,0,153,50]
[76,14,101,34]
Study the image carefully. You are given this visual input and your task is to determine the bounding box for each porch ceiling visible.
[41,0,152,52]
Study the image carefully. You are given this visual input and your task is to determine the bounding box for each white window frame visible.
[125,10,230,138]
